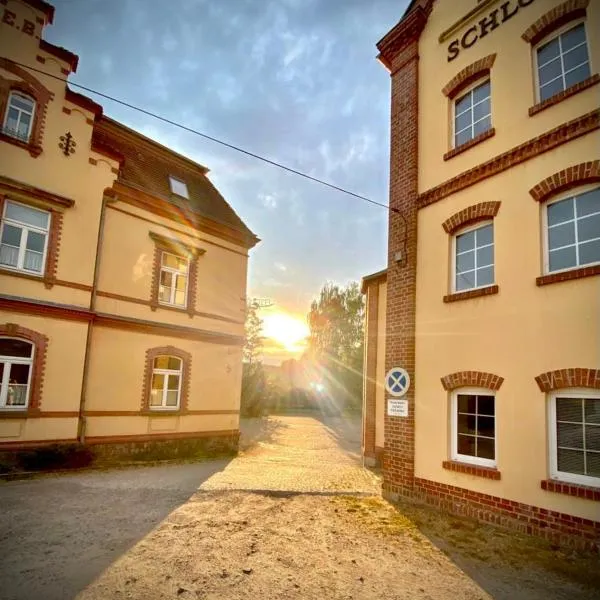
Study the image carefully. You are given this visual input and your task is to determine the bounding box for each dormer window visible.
[169,176,189,199]
[3,92,35,143]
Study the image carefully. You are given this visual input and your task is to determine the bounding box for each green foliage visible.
[306,281,365,410]
[241,301,269,416]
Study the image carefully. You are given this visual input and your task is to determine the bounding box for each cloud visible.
[275,262,287,272]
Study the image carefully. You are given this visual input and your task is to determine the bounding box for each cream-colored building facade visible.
[365,0,599,547]
[0,0,257,460]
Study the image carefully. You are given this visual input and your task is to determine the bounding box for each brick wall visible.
[362,280,379,462]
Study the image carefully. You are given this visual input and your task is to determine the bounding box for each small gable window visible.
[169,176,189,199]
[3,92,35,143]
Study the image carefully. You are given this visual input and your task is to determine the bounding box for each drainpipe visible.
[77,191,114,443]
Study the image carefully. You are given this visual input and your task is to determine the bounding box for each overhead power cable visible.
[14,61,402,215]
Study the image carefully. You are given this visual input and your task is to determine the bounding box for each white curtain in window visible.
[0,245,18,267]
[23,250,43,272]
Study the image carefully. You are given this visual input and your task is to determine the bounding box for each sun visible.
[262,312,310,352]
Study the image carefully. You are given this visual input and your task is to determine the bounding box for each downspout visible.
[77,191,113,443]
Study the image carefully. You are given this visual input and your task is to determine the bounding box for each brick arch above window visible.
[140,345,192,413]
[521,0,589,46]
[529,161,600,203]
[535,368,600,392]
[442,201,501,234]
[0,323,48,414]
[441,371,504,392]
[442,54,496,99]
[0,58,54,157]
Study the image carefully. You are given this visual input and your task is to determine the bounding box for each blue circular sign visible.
[385,367,410,397]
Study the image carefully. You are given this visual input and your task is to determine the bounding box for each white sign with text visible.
[387,398,408,418]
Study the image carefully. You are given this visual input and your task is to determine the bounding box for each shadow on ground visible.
[238,416,289,452]
[0,460,230,600]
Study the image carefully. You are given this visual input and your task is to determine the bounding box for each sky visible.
[46,0,408,363]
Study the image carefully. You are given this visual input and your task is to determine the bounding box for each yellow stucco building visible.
[0,0,258,463]
[364,0,599,548]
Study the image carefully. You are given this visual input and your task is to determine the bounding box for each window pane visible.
[579,239,600,266]
[477,416,495,438]
[478,395,495,416]
[0,339,32,357]
[561,23,586,51]
[165,390,179,407]
[455,93,472,115]
[455,109,472,134]
[9,363,29,384]
[167,357,181,370]
[151,373,164,390]
[6,107,19,129]
[476,245,493,268]
[456,251,474,273]
[174,290,186,306]
[457,434,476,457]
[565,63,590,88]
[149,389,162,406]
[0,245,19,268]
[547,198,574,225]
[557,448,584,474]
[557,421,584,449]
[585,399,600,424]
[548,221,576,249]
[556,397,582,422]
[540,77,564,101]
[158,286,171,303]
[473,99,490,122]
[537,37,560,66]
[472,81,490,104]
[576,188,600,217]
[476,224,493,246]
[455,129,472,147]
[549,246,577,271]
[154,356,170,370]
[563,43,589,71]
[456,230,475,253]
[458,414,476,435]
[160,269,173,286]
[175,274,187,291]
[456,271,475,291]
[169,177,189,199]
[588,453,600,477]
[473,116,491,137]
[538,58,562,86]
[162,253,179,270]
[7,384,28,406]
[577,213,600,242]
[26,231,45,253]
[10,94,34,112]
[1,223,22,247]
[477,437,495,460]
[476,266,494,287]
[5,202,49,229]
[176,257,188,272]
[167,374,180,391]
[457,394,476,413]
[24,251,43,272]
[585,424,600,452]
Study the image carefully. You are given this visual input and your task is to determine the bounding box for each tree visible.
[306,281,365,411]
[241,301,266,417]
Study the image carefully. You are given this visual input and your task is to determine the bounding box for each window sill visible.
[152,302,194,318]
[0,266,56,289]
[443,284,498,303]
[536,265,600,286]
[541,479,600,501]
[443,460,501,480]
[142,409,182,416]
[0,409,38,418]
[0,131,42,157]
[444,128,495,161]
[529,74,600,117]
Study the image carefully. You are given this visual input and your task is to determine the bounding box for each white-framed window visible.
[0,337,34,410]
[2,92,35,143]
[544,186,600,274]
[150,355,182,410]
[158,251,188,308]
[548,389,600,487]
[535,21,591,103]
[169,176,189,199]
[0,200,50,275]
[453,79,491,147]
[453,221,494,292]
[451,387,496,468]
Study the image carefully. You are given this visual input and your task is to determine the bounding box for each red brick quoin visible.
[442,201,501,234]
[522,0,589,46]
[441,371,504,391]
[534,368,600,392]
[529,161,600,203]
[442,54,496,99]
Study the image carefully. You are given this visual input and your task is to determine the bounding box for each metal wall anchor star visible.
[59,132,76,156]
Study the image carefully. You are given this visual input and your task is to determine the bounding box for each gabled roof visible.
[93,116,259,248]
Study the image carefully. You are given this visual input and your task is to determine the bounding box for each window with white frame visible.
[150,356,182,410]
[2,92,35,143]
[0,338,33,410]
[536,22,591,103]
[549,390,600,486]
[0,200,50,275]
[169,176,189,199]
[158,251,188,307]
[451,389,496,468]
[545,186,600,273]
[454,80,491,147]
[453,222,494,292]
